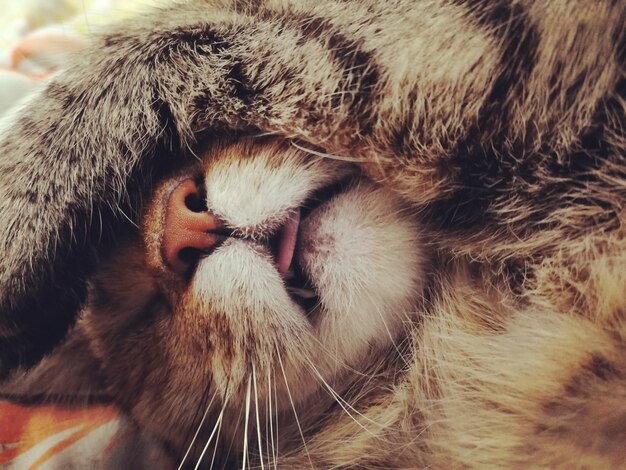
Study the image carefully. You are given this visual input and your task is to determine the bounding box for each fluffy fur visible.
[0,0,625,467]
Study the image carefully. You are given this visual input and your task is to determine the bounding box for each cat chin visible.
[298,182,425,359]
[7,140,428,452]
[181,178,425,406]
[0,140,430,462]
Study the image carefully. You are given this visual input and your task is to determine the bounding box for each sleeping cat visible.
[0,0,625,467]
[3,138,427,467]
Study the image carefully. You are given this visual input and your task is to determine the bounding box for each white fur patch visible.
[204,144,348,236]
[186,143,427,403]
[298,182,425,365]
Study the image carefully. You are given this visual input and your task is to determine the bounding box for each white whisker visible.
[252,364,265,470]
[277,350,314,469]
[291,141,368,163]
[304,358,384,435]
[117,206,140,229]
[265,367,270,466]
[267,368,277,469]
[209,400,225,470]
[242,375,252,470]
[178,388,218,470]
[224,404,244,467]
[274,370,278,469]
[194,405,226,470]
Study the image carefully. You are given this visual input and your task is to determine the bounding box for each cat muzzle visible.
[162,178,230,274]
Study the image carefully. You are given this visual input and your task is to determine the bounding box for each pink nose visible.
[162,179,225,274]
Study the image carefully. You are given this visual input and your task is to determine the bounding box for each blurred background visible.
[0,0,163,118]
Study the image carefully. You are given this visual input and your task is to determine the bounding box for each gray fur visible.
[0,0,625,465]
[1,0,624,372]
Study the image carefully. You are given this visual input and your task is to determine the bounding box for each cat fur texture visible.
[0,0,625,467]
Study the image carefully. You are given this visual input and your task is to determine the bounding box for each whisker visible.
[305,332,380,379]
[266,368,277,469]
[276,349,314,469]
[304,358,384,436]
[252,364,265,470]
[224,405,245,467]
[178,388,218,470]
[365,295,412,369]
[208,404,225,470]
[242,375,252,470]
[194,404,226,470]
[265,367,270,466]
[273,370,279,470]
[290,141,368,163]
[117,206,140,229]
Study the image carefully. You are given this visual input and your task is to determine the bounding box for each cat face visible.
[77,138,426,454]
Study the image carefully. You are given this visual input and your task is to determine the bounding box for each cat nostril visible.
[162,179,226,275]
[177,247,203,266]
[184,191,207,213]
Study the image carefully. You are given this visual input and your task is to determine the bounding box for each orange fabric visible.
[0,401,119,467]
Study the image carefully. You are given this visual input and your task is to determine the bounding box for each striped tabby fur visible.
[0,0,625,467]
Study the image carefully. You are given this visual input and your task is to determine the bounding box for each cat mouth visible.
[271,178,351,312]
[172,175,351,314]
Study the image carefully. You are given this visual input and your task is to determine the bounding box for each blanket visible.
[0,401,168,469]
[0,0,161,118]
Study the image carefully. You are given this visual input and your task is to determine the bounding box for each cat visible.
[3,137,427,467]
[0,0,625,467]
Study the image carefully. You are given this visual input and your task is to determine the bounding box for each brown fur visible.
[0,0,625,467]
